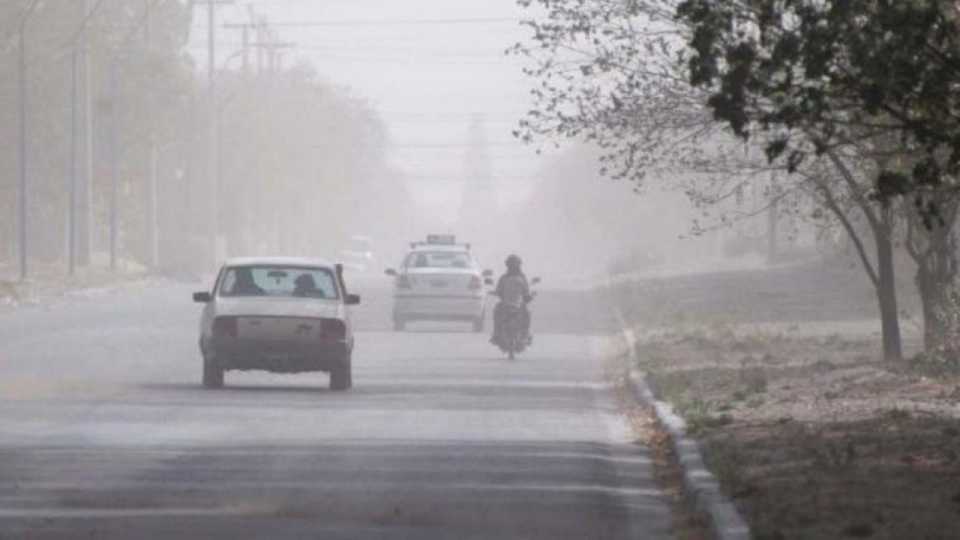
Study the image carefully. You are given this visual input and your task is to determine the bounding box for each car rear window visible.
[218,266,339,299]
[404,251,474,269]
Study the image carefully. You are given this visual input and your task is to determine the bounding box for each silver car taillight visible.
[319,319,347,342]
[212,316,238,338]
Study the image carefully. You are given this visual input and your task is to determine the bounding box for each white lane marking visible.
[0,507,266,519]
[4,481,663,497]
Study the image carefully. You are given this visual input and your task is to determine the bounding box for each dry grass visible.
[636,325,960,540]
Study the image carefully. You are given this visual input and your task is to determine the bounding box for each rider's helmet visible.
[505,254,522,271]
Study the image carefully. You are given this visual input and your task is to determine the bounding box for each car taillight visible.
[319,319,347,342]
[213,316,238,338]
[396,274,412,289]
[468,275,482,291]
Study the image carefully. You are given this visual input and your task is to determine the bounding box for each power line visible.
[390,142,528,149]
[186,41,515,55]
[194,17,518,28]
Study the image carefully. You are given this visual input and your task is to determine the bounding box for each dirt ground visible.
[637,326,960,539]
[610,259,960,539]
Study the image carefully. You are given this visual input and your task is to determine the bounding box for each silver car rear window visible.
[218,266,339,299]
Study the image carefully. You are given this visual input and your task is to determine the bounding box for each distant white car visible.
[193,257,360,391]
[340,235,375,273]
[385,236,493,332]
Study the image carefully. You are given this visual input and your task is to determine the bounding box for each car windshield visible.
[218,266,339,299]
[404,251,474,269]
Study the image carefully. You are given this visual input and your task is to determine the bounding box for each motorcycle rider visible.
[491,254,532,346]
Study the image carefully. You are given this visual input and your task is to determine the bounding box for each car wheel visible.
[330,354,352,391]
[393,317,406,332]
[472,316,485,333]
[202,356,224,389]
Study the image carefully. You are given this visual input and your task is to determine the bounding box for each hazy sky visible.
[191,0,548,221]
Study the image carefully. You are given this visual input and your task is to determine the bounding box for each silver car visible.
[385,240,493,332]
[193,257,359,391]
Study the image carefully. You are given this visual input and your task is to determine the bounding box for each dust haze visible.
[0,0,753,285]
[2,1,948,540]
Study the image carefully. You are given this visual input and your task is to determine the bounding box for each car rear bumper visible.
[206,338,349,373]
[393,294,485,321]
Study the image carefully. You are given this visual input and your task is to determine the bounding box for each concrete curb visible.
[616,321,751,540]
[628,371,751,540]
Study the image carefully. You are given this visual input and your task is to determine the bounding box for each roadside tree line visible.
[0,1,409,279]
[514,0,960,362]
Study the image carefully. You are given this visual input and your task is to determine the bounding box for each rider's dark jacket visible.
[495,271,531,308]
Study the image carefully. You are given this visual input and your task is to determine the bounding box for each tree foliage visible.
[511,0,717,185]
[0,1,405,273]
[513,0,928,361]
[677,0,960,206]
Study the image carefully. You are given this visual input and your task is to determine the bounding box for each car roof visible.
[223,256,335,269]
[408,244,470,253]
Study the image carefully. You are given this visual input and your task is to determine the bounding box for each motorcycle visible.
[490,277,540,360]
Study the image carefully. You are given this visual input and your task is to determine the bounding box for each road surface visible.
[0,279,673,539]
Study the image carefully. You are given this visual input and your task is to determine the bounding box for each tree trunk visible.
[914,248,956,354]
[875,222,903,362]
[906,202,958,356]
[916,268,946,351]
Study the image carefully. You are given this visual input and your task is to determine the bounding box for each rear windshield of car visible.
[403,251,474,269]
[218,266,339,299]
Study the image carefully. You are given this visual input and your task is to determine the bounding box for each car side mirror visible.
[484,278,494,286]
[345,293,361,306]
[531,277,541,285]
[385,268,397,277]
[193,291,212,303]
[482,269,493,277]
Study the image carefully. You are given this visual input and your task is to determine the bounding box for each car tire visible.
[472,316,484,333]
[393,317,406,332]
[330,354,352,391]
[202,356,224,389]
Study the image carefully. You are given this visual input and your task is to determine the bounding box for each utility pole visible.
[220,13,259,255]
[69,47,79,275]
[18,22,27,281]
[248,23,293,254]
[255,16,265,74]
[80,0,95,268]
[203,0,233,267]
[242,24,249,73]
[68,0,99,275]
[208,0,218,267]
[17,0,40,282]
[223,21,256,76]
[102,0,167,272]
[108,60,119,271]
[145,0,159,269]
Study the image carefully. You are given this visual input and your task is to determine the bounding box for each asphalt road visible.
[0,279,673,539]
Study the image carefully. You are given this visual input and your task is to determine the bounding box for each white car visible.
[340,235,375,273]
[385,236,493,332]
[193,257,360,391]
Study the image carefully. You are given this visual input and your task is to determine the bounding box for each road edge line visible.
[614,309,751,540]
